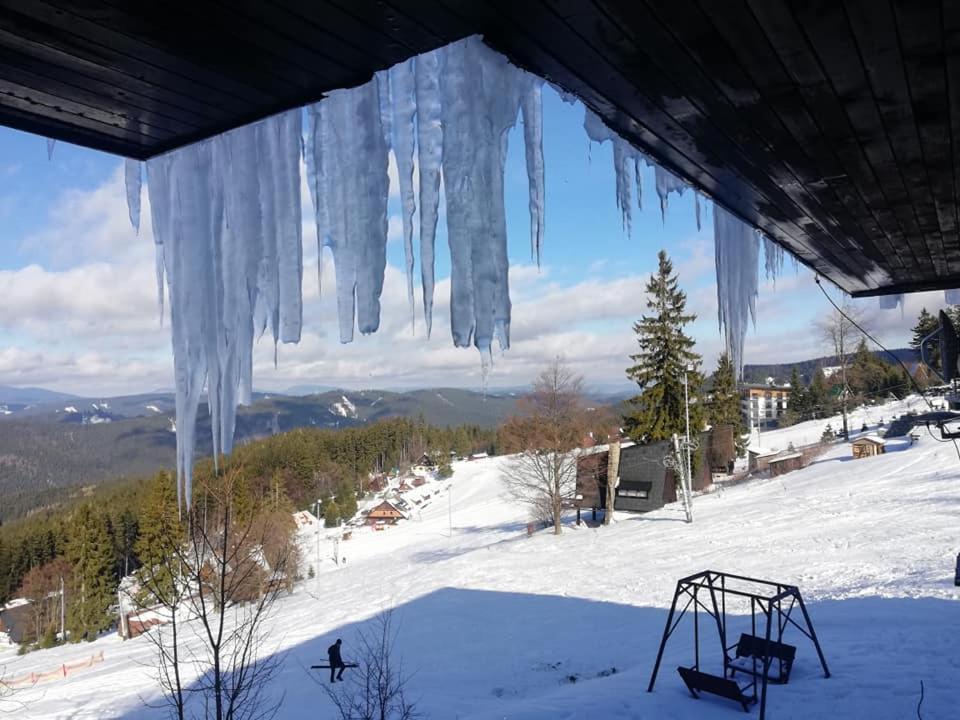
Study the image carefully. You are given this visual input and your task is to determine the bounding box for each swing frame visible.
[647,570,830,719]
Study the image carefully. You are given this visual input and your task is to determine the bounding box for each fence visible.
[3,650,105,687]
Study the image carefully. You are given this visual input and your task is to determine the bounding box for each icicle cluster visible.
[304,36,544,359]
[130,37,545,508]
[714,205,759,377]
[945,289,960,304]
[133,109,303,509]
[878,294,903,311]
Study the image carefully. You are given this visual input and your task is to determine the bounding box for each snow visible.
[63,406,78,414]
[12,400,960,718]
[144,404,161,413]
[330,394,358,419]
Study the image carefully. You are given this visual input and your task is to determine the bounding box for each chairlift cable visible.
[814,276,960,463]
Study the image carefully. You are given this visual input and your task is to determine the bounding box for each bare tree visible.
[819,301,867,441]
[133,466,298,720]
[500,358,591,534]
[321,611,419,720]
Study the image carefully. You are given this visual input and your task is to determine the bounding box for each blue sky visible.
[0,85,935,396]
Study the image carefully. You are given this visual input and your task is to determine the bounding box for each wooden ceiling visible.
[0,0,956,299]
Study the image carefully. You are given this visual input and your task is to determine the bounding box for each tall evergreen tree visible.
[708,353,747,456]
[624,250,704,443]
[66,504,116,641]
[910,307,939,369]
[135,471,183,606]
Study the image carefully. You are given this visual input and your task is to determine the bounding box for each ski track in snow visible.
[9,396,960,719]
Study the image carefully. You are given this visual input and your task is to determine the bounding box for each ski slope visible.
[6,400,960,719]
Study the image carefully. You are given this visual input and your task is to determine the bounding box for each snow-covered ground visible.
[7,397,960,719]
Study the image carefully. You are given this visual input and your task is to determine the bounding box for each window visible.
[618,489,649,499]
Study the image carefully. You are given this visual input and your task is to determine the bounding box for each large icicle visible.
[308,79,389,342]
[415,49,443,337]
[146,109,302,509]
[714,204,759,378]
[124,158,142,235]
[945,289,960,304]
[46,138,55,160]
[389,59,418,330]
[441,37,525,354]
[878,294,903,311]
[520,75,545,265]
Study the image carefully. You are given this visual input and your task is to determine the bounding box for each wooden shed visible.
[748,448,779,473]
[852,436,887,459]
[768,453,802,477]
[365,500,406,526]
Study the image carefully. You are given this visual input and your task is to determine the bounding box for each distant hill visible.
[0,384,77,409]
[742,348,917,385]
[0,387,527,521]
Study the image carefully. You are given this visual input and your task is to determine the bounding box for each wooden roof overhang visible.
[1,0,956,298]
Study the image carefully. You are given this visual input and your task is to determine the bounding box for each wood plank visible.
[805,0,948,281]
[944,0,960,282]
[886,0,960,275]
[743,0,933,282]
[2,1,281,104]
[0,102,149,157]
[0,51,200,136]
[604,0,899,276]
[0,6,254,116]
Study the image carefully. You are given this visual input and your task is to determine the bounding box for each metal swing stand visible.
[647,570,830,720]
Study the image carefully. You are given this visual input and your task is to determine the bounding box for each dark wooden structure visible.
[767,453,802,477]
[0,1,958,299]
[648,570,830,720]
[576,437,711,516]
[707,424,736,472]
[0,599,33,644]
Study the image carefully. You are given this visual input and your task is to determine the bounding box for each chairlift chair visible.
[647,570,830,720]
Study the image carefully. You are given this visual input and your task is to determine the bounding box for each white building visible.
[740,383,791,429]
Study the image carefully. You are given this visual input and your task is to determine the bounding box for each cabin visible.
[768,453,802,477]
[852,436,887,459]
[365,500,406,526]
[576,437,711,517]
[748,447,780,473]
[366,474,388,493]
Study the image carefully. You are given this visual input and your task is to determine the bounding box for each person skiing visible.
[328,638,346,682]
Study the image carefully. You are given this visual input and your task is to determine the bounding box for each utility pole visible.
[315,499,321,581]
[448,484,453,538]
[59,575,65,643]
[683,368,693,497]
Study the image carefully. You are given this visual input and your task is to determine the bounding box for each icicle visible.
[146,109,302,509]
[945,289,960,304]
[415,49,443,337]
[612,139,634,235]
[878,294,903,310]
[46,138,55,160]
[308,79,389,343]
[389,59,418,330]
[124,158,142,235]
[695,191,702,232]
[634,157,643,211]
[520,75,545,265]
[762,233,785,281]
[441,37,524,355]
[714,204,759,378]
[377,71,393,151]
[304,104,327,297]
[654,164,686,223]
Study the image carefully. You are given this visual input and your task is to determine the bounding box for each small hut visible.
[768,453,802,476]
[748,447,779,472]
[851,435,886,459]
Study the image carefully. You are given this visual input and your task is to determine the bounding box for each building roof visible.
[0,2,957,298]
[852,435,886,445]
[768,453,802,463]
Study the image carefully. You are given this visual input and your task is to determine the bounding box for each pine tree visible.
[783,367,806,424]
[707,353,747,457]
[911,308,939,369]
[335,479,358,522]
[624,250,704,443]
[135,471,183,606]
[322,497,341,528]
[66,504,117,641]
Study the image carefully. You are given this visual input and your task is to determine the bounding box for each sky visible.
[0,85,947,397]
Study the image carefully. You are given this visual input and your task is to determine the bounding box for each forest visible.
[0,416,495,648]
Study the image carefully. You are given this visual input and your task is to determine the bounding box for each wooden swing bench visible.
[677,666,755,713]
[728,633,796,684]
